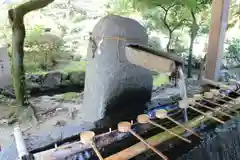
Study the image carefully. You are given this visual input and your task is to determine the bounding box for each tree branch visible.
[159,5,172,32]
[191,10,197,23]
[159,4,175,13]
[15,0,54,17]
[172,19,188,31]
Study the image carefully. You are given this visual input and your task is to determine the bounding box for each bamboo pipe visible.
[118,121,168,160]
[179,99,225,124]
[193,94,233,118]
[202,92,239,114]
[210,89,237,103]
[154,110,200,137]
[80,131,104,160]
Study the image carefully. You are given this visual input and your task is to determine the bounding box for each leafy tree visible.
[123,0,211,77]
[227,0,240,30]
[107,0,213,78]
[143,4,190,52]
[186,0,211,78]
[106,0,136,16]
[107,0,191,52]
[225,38,240,65]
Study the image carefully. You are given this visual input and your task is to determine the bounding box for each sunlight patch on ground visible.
[62,61,87,73]
[153,74,169,86]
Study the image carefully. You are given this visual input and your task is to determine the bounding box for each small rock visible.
[53,95,64,102]
[0,119,8,125]
[61,73,68,81]
[73,55,82,61]
[43,72,63,88]
[56,108,64,112]
[26,74,43,83]
[68,107,78,120]
[54,120,66,127]
[69,71,85,85]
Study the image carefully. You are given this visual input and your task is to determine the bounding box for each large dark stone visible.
[42,72,63,88]
[69,71,85,85]
[82,15,153,126]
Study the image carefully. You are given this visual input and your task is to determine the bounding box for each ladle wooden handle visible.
[118,121,168,160]
[166,116,200,138]
[196,102,233,118]
[80,131,104,160]
[189,106,224,124]
[221,95,236,102]
[91,142,104,160]
[202,98,238,114]
[129,130,169,160]
[214,97,234,105]
[148,120,191,143]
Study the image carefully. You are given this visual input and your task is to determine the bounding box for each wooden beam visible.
[205,0,230,80]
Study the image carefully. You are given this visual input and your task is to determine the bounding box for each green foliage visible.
[224,38,240,67]
[148,36,163,50]
[62,92,82,101]
[129,0,197,10]
[171,32,189,54]
[142,4,191,51]
[73,14,87,23]
[106,0,136,15]
[24,25,64,73]
[25,24,45,44]
[226,38,240,57]
[62,61,87,73]
[153,74,169,86]
[227,0,240,30]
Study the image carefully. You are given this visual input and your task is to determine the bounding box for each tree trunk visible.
[8,0,55,107]
[166,31,173,52]
[8,10,27,106]
[187,36,194,78]
[187,10,198,78]
[198,54,206,80]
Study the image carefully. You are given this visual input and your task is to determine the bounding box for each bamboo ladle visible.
[154,109,200,137]
[210,89,236,103]
[206,90,235,105]
[179,99,224,124]
[193,94,234,118]
[137,114,191,143]
[80,131,104,160]
[219,83,240,96]
[202,92,238,114]
[118,121,169,160]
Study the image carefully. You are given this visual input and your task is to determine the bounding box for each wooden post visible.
[204,0,230,81]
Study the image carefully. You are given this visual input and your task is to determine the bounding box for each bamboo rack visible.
[105,100,240,160]
[34,93,240,160]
